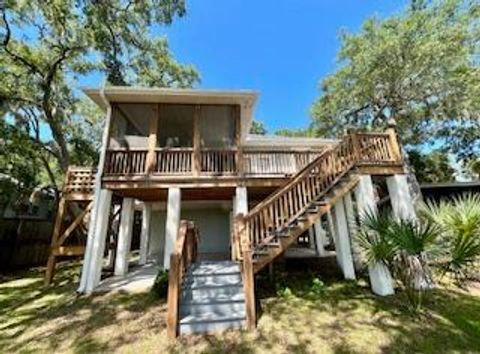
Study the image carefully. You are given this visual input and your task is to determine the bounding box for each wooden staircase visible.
[234,131,401,272]
[232,129,402,329]
[166,129,403,337]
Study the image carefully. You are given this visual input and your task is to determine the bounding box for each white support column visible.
[308,227,316,250]
[115,198,135,276]
[107,204,121,269]
[163,188,181,270]
[326,211,337,249]
[354,175,378,215]
[355,175,395,296]
[139,203,151,266]
[78,89,113,294]
[313,219,327,256]
[343,192,361,270]
[84,189,112,294]
[235,186,248,215]
[333,197,356,280]
[386,174,417,221]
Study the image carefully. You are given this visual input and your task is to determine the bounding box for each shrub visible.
[151,270,169,299]
[357,211,440,312]
[420,193,480,284]
[309,277,325,295]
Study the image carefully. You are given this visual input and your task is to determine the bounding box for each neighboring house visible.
[48,86,417,336]
[421,181,480,201]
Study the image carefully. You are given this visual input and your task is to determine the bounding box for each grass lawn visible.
[1,262,479,354]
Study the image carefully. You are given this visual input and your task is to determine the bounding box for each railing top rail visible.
[353,132,390,137]
[107,147,149,152]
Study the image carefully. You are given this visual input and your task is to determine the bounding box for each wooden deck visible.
[99,132,403,193]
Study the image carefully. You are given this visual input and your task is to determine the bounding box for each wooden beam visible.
[57,202,93,246]
[51,246,86,256]
[44,197,66,286]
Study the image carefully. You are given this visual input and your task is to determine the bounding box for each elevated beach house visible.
[46,86,417,337]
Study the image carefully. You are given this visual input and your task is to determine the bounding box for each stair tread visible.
[179,310,246,324]
[182,293,245,306]
[189,261,241,275]
[183,281,243,290]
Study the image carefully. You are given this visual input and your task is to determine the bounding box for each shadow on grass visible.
[1,263,479,354]
[0,262,165,354]
[254,268,480,354]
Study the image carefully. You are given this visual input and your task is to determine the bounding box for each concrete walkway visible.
[96,263,158,293]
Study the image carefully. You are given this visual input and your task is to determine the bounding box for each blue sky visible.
[80,1,407,132]
[155,0,406,133]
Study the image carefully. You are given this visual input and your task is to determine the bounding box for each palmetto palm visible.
[357,210,440,310]
[420,194,480,283]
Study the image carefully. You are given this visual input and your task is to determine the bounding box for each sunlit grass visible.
[1,263,479,353]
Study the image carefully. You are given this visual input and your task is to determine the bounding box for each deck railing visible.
[154,148,193,174]
[63,166,96,195]
[102,130,401,179]
[103,148,329,177]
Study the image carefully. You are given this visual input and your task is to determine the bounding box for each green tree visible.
[275,128,315,137]
[408,150,456,183]
[249,120,267,135]
[311,0,480,164]
[0,1,199,191]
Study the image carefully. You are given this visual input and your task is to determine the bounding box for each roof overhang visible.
[82,86,258,139]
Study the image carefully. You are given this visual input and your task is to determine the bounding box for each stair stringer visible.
[252,173,360,273]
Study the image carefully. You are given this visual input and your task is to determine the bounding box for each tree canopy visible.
[0,0,199,193]
[249,120,267,135]
[408,150,456,183]
[311,0,480,168]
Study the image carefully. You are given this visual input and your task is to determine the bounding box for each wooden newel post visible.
[167,253,180,339]
[242,249,256,331]
[347,128,361,162]
[386,119,402,163]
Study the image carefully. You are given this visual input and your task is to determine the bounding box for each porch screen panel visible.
[158,104,194,148]
[109,103,153,149]
[106,104,153,175]
[156,104,194,174]
[199,105,235,148]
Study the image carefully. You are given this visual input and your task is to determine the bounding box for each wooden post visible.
[145,104,159,174]
[193,105,201,176]
[349,129,361,162]
[166,253,180,339]
[242,250,256,331]
[386,119,402,163]
[234,105,244,177]
[44,196,66,286]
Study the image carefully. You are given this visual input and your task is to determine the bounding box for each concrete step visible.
[179,310,246,335]
[183,273,242,288]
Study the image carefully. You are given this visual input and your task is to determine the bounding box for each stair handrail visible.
[235,130,401,256]
[166,220,200,339]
